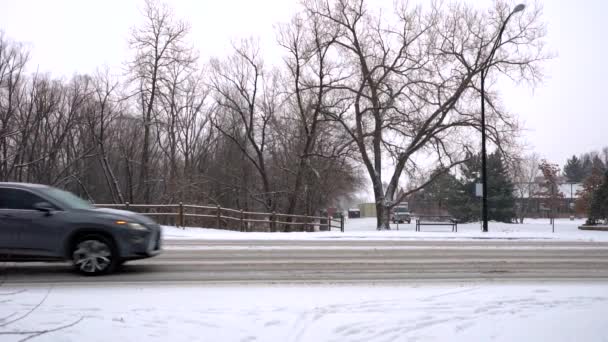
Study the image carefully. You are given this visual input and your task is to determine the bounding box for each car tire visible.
[71,234,118,276]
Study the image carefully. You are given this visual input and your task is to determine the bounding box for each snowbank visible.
[162,218,608,242]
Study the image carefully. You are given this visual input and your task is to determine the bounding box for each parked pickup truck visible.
[391,204,411,224]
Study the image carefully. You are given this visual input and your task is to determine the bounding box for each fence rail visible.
[94,202,344,233]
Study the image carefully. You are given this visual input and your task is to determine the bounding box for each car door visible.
[0,188,21,253]
[0,187,63,257]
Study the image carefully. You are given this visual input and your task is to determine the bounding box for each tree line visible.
[0,0,548,228]
[563,148,608,223]
[412,147,608,224]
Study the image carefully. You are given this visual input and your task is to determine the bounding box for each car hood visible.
[93,208,159,226]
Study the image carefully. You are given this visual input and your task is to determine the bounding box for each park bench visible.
[415,215,458,232]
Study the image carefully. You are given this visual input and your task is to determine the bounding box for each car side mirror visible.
[33,202,55,214]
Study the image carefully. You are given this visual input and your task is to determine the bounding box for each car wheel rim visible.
[73,240,112,273]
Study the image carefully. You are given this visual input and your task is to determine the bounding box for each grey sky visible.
[0,0,606,167]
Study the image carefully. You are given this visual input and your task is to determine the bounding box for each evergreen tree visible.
[447,178,479,223]
[591,155,606,173]
[563,155,585,182]
[453,153,482,222]
[486,152,517,223]
[449,151,516,223]
[589,171,608,224]
[581,154,593,179]
[423,170,461,208]
[415,167,476,222]
[576,162,606,221]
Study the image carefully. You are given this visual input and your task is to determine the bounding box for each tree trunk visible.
[372,179,390,230]
[284,158,307,232]
[375,202,393,230]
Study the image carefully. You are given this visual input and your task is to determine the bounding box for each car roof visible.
[0,182,50,190]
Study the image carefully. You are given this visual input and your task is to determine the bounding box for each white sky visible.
[0,0,606,167]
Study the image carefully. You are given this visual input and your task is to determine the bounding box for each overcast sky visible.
[0,0,606,167]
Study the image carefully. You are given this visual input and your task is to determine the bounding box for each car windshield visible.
[40,187,94,210]
[394,207,408,212]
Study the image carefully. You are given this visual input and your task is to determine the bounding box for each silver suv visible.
[0,183,161,275]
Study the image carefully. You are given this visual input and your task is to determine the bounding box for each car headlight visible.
[115,220,149,231]
[128,222,149,231]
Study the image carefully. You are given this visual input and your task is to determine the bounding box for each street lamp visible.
[481,4,525,232]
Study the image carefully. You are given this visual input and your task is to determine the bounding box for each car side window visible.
[0,188,46,210]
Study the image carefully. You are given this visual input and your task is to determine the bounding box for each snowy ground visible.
[4,218,606,341]
[163,218,608,242]
[1,283,607,342]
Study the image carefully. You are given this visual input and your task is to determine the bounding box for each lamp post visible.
[481,4,525,232]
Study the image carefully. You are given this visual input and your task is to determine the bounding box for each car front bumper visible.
[122,225,162,259]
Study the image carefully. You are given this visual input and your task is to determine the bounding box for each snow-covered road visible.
[4,239,608,285]
[1,283,607,342]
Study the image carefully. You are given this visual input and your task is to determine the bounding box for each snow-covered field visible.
[2,283,607,342]
[163,218,608,242]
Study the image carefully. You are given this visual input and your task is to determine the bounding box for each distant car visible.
[0,183,161,275]
[391,205,411,224]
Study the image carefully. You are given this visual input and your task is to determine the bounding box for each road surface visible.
[3,239,608,285]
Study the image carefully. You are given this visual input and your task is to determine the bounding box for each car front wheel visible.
[72,235,118,275]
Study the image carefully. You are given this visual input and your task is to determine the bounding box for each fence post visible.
[216,205,221,230]
[340,213,344,233]
[240,209,245,232]
[125,202,130,210]
[178,202,184,229]
[271,211,276,232]
[327,213,331,231]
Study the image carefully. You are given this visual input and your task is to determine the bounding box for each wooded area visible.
[0,0,549,228]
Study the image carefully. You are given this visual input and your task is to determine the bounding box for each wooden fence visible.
[94,202,344,233]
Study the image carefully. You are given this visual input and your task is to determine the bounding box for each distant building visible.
[347,208,361,219]
[358,203,377,217]
[406,180,583,219]
[516,181,582,218]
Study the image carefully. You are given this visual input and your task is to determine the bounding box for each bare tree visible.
[0,32,29,181]
[304,0,546,229]
[87,68,125,203]
[276,11,356,229]
[173,72,214,203]
[210,40,279,213]
[512,153,541,223]
[537,159,563,224]
[128,0,191,203]
[154,43,198,202]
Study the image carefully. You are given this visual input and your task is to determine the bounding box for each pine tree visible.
[589,171,608,224]
[576,162,606,222]
[453,153,482,222]
[581,154,593,179]
[487,152,517,223]
[563,155,585,182]
[591,155,606,173]
[450,151,516,223]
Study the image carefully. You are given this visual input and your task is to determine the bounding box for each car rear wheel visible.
[72,235,117,275]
